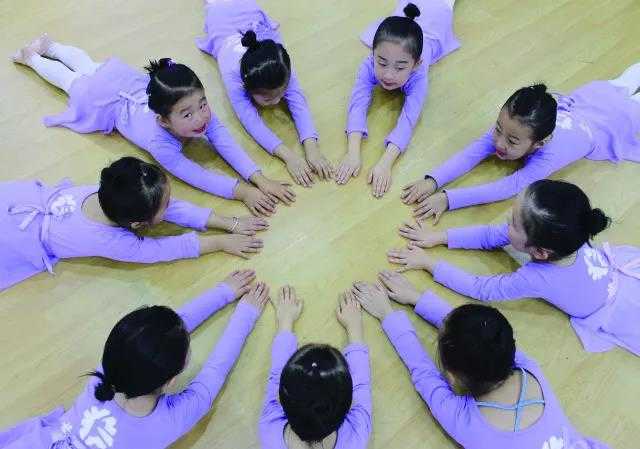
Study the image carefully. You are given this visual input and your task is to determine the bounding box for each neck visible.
[114,392,160,417]
[475,370,518,402]
[285,425,336,449]
[82,193,117,226]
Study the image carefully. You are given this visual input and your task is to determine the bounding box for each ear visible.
[130,221,146,231]
[530,246,552,261]
[412,58,423,71]
[156,114,171,129]
[532,134,552,150]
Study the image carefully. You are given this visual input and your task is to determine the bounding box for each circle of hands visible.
[223,138,452,267]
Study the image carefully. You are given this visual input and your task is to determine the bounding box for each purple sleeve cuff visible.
[414,291,453,329]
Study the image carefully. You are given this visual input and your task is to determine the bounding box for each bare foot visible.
[11,45,36,65]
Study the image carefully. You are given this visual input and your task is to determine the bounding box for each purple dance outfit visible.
[0,283,260,449]
[433,223,640,356]
[428,81,640,209]
[382,291,609,449]
[347,0,460,152]
[43,58,261,199]
[259,332,372,449]
[196,0,318,154]
[0,180,212,291]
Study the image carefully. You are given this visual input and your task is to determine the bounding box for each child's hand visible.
[335,151,362,185]
[378,270,421,306]
[235,183,276,217]
[401,178,437,205]
[351,281,393,321]
[270,285,303,332]
[217,234,264,259]
[254,175,296,206]
[239,281,270,312]
[229,216,269,235]
[336,291,364,343]
[275,145,314,187]
[399,221,447,248]
[304,139,334,180]
[223,269,256,300]
[368,160,392,198]
[413,192,449,223]
[387,246,437,273]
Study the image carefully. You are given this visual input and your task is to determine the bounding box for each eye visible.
[184,112,192,119]
[508,139,518,145]
[495,128,502,135]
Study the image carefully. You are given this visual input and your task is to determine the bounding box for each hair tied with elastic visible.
[166,58,175,68]
[403,2,421,20]
[240,30,259,50]
[311,362,318,368]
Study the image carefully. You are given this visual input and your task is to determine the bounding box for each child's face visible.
[251,85,287,107]
[162,89,211,138]
[507,196,530,253]
[493,108,545,160]
[373,41,421,90]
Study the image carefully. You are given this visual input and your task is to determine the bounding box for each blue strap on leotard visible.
[475,368,545,431]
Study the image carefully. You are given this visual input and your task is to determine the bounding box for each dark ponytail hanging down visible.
[372,2,424,61]
[145,58,204,117]
[240,30,291,92]
[503,84,558,141]
[521,180,611,260]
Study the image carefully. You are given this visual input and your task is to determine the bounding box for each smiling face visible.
[493,108,548,160]
[250,84,288,107]
[158,89,211,138]
[373,41,421,91]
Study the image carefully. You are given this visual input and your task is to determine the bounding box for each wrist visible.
[424,176,437,190]
[302,138,318,153]
[347,328,364,344]
[422,258,437,273]
[379,148,399,167]
[274,145,294,162]
[234,182,248,201]
[278,320,295,333]
[438,231,448,246]
[206,213,228,230]
[250,172,268,188]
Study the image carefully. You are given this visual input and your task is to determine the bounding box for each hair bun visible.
[241,30,259,50]
[529,83,548,95]
[588,208,611,237]
[94,377,116,402]
[144,58,174,77]
[403,3,421,20]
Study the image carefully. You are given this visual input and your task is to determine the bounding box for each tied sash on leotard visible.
[117,90,150,125]
[7,179,75,275]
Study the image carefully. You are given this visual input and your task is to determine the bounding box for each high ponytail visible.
[520,180,611,260]
[372,3,424,62]
[503,83,558,141]
[240,30,291,92]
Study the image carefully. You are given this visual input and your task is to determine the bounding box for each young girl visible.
[336,0,460,198]
[392,180,640,356]
[0,271,269,449]
[352,270,609,449]
[12,35,292,217]
[259,286,372,449]
[196,0,333,187]
[0,157,265,291]
[403,63,640,222]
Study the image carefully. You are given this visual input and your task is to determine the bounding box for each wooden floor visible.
[1,0,639,447]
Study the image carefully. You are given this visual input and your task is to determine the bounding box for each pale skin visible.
[271,287,363,449]
[353,271,544,432]
[403,107,551,222]
[336,41,421,198]
[114,270,267,418]
[251,85,334,186]
[82,183,265,259]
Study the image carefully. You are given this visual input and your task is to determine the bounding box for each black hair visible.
[503,84,558,141]
[240,30,291,92]
[520,180,611,260]
[91,305,189,402]
[279,344,353,443]
[98,157,168,233]
[438,304,516,397]
[372,3,424,62]
[145,58,204,117]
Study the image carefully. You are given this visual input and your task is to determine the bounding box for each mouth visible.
[495,149,508,158]
[380,80,397,90]
[193,124,207,134]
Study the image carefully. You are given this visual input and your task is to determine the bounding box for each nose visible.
[495,136,506,151]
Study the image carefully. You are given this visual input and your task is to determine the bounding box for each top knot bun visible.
[241,30,259,50]
[403,3,421,20]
